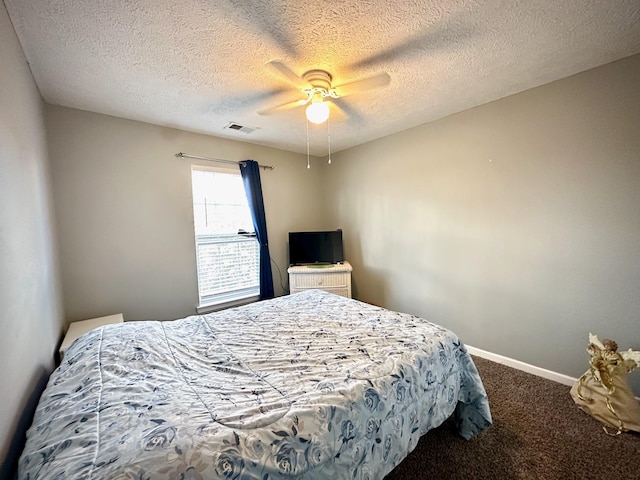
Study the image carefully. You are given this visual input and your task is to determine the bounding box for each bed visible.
[19,289,492,479]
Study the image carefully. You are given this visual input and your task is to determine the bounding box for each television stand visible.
[288,261,352,298]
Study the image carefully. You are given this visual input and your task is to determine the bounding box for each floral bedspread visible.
[19,290,491,479]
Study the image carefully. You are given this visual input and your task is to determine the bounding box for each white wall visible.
[46,106,328,322]
[324,54,640,394]
[0,4,63,476]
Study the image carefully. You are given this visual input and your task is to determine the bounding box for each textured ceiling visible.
[5,0,640,156]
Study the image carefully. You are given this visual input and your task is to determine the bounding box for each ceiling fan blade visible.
[208,87,287,114]
[332,97,370,126]
[332,72,391,97]
[257,96,308,115]
[226,1,298,58]
[328,100,349,123]
[351,13,476,69]
[266,61,310,89]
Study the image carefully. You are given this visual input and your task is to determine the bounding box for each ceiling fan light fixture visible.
[305,100,330,124]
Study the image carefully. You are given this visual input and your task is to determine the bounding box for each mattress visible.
[19,289,491,479]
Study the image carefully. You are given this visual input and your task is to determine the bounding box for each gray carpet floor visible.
[385,356,640,479]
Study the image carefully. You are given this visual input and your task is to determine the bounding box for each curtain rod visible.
[175,152,274,170]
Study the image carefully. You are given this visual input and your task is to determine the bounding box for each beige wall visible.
[324,54,640,394]
[0,4,63,476]
[46,106,328,322]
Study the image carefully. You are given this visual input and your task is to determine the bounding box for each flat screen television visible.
[288,230,344,266]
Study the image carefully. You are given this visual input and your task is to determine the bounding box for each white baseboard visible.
[466,345,640,402]
[466,345,578,387]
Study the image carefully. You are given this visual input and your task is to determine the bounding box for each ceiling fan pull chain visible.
[327,117,332,165]
[306,118,311,169]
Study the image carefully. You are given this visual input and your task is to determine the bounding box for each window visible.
[191,165,259,308]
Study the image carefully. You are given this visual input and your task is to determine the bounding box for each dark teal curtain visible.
[240,160,274,299]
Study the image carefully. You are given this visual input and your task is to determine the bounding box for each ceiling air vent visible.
[224,122,257,134]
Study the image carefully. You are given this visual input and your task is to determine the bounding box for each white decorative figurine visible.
[570,333,640,435]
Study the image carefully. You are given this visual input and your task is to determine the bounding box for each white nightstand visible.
[59,313,124,359]
[288,261,352,298]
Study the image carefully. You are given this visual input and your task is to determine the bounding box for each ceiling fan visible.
[258,61,391,124]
